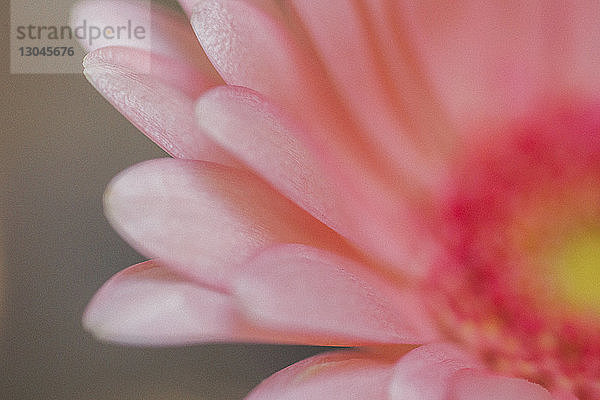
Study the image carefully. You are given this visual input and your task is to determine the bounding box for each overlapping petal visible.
[84,260,271,345]
[103,158,349,288]
[190,0,444,194]
[83,46,211,97]
[190,0,350,141]
[196,85,443,278]
[84,246,437,346]
[234,244,440,344]
[84,260,322,345]
[245,343,553,400]
[71,0,211,72]
[246,350,400,400]
[389,343,483,400]
[389,343,552,400]
[83,54,234,163]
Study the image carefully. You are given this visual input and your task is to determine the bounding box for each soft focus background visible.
[1,0,321,398]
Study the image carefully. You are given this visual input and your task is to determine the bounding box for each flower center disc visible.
[431,100,600,399]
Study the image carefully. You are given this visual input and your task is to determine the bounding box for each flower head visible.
[75,0,600,398]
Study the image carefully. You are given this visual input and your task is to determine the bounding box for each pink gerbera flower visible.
[73,0,600,398]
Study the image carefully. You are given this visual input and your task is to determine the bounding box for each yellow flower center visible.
[554,229,600,315]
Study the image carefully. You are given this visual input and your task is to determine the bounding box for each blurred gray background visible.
[1,0,321,398]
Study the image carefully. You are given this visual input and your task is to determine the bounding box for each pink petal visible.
[83,60,234,163]
[85,260,420,346]
[84,260,247,344]
[556,2,600,96]
[389,344,554,399]
[394,1,580,132]
[84,46,213,98]
[190,0,336,126]
[71,0,212,74]
[449,370,553,400]
[290,0,457,164]
[104,159,349,289]
[84,260,314,345]
[191,0,418,186]
[245,350,399,400]
[192,1,448,280]
[389,343,483,400]
[196,86,443,278]
[195,86,347,231]
[234,244,441,345]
